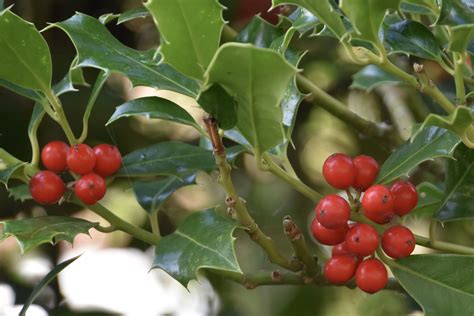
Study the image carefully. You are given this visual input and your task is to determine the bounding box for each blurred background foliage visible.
[0,0,467,315]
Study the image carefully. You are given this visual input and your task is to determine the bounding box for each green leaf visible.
[197,84,238,130]
[383,20,442,60]
[414,106,474,148]
[377,127,461,184]
[226,145,248,167]
[236,16,283,48]
[52,13,199,97]
[152,209,241,286]
[107,97,199,129]
[118,141,215,177]
[98,13,119,25]
[449,25,474,53]
[406,182,442,219]
[402,0,438,13]
[0,149,26,188]
[19,255,80,316]
[0,79,45,102]
[436,145,474,222]
[53,58,89,96]
[206,43,296,158]
[400,2,435,14]
[287,7,321,35]
[8,184,32,202]
[391,254,474,315]
[437,0,474,26]
[351,65,404,91]
[118,7,150,25]
[272,0,346,38]
[145,0,223,79]
[133,172,197,214]
[341,0,401,44]
[0,9,52,92]
[0,216,99,253]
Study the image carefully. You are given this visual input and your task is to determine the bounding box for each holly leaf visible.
[376,127,461,184]
[287,7,321,36]
[405,182,442,219]
[341,0,401,44]
[391,254,474,315]
[8,184,32,202]
[272,0,346,38]
[117,7,150,25]
[133,172,197,214]
[413,106,474,149]
[20,255,80,316]
[0,149,26,188]
[118,141,215,177]
[383,20,442,61]
[152,209,241,287]
[197,84,238,130]
[236,16,282,48]
[205,43,296,159]
[0,8,52,92]
[53,58,89,96]
[0,216,99,253]
[437,0,474,26]
[448,25,474,54]
[400,2,435,14]
[351,65,404,91]
[145,0,224,79]
[107,96,200,129]
[0,79,45,103]
[51,13,199,97]
[436,145,474,222]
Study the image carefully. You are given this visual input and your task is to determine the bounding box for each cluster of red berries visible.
[29,141,122,205]
[311,153,418,293]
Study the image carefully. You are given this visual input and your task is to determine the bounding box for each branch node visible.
[203,115,225,156]
[271,270,284,282]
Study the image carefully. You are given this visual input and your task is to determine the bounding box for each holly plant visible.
[1,0,474,315]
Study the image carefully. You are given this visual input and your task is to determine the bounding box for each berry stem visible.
[203,116,301,272]
[345,189,355,206]
[45,90,78,145]
[283,216,322,277]
[149,212,161,238]
[71,197,160,245]
[78,71,109,143]
[263,153,322,202]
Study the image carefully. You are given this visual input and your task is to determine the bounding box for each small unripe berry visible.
[311,218,349,245]
[382,225,416,259]
[322,153,356,190]
[391,181,418,216]
[93,144,122,177]
[353,155,379,191]
[74,173,106,205]
[66,144,96,175]
[324,255,357,284]
[315,195,350,229]
[355,258,388,293]
[345,223,379,256]
[362,185,395,224]
[41,141,69,173]
[29,171,65,205]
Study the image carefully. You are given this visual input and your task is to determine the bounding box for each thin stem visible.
[71,197,160,245]
[203,117,301,272]
[345,189,355,206]
[263,153,322,202]
[149,212,161,238]
[28,103,46,166]
[79,71,109,143]
[211,269,319,288]
[283,216,321,277]
[296,73,403,146]
[453,52,466,106]
[45,90,78,145]
[429,218,437,246]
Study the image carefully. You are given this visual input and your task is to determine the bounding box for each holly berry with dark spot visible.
[353,155,380,191]
[315,194,350,229]
[345,223,379,256]
[311,218,349,245]
[391,181,418,216]
[66,144,96,175]
[382,225,416,259]
[29,170,65,205]
[362,185,395,224]
[74,173,106,205]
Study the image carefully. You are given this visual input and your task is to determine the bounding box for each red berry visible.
[74,173,106,205]
[332,242,364,264]
[345,223,379,256]
[322,153,356,190]
[41,141,69,173]
[315,195,350,229]
[362,185,395,224]
[66,144,96,175]
[93,144,122,177]
[353,155,380,191]
[324,256,357,284]
[29,171,65,205]
[355,258,388,293]
[390,181,418,216]
[382,225,416,259]
[311,218,349,245]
